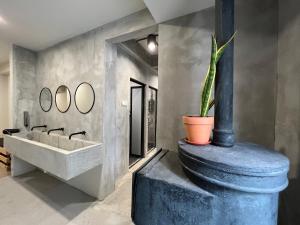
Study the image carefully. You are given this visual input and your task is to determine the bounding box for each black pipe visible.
[48,128,64,135]
[69,131,86,140]
[213,0,235,147]
[31,125,47,131]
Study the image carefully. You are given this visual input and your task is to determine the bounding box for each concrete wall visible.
[157,0,279,151]
[157,8,214,151]
[36,30,102,141]
[0,74,9,137]
[276,0,300,178]
[234,0,278,148]
[115,46,158,180]
[11,46,37,131]
[12,10,156,199]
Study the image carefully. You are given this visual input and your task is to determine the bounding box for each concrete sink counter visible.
[4,131,103,180]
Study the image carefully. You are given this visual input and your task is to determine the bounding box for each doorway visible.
[110,28,159,169]
[129,79,145,166]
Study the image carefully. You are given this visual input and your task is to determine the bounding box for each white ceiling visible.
[0,0,146,52]
[144,0,214,23]
[0,0,214,63]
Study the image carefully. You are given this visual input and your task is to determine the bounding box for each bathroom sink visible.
[4,131,103,180]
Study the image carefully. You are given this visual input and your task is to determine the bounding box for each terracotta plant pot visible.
[182,116,214,145]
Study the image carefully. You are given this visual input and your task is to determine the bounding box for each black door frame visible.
[148,86,158,150]
[129,78,146,158]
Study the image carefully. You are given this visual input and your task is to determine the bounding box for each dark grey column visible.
[213,0,235,147]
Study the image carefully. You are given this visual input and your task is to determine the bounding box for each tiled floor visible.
[0,149,158,225]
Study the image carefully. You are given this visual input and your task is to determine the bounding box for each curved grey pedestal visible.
[178,140,290,225]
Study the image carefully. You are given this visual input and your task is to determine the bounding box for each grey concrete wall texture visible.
[276,0,300,178]
[11,46,38,131]
[234,0,278,148]
[115,46,158,181]
[157,8,214,151]
[157,0,279,151]
[11,10,156,199]
[36,30,102,142]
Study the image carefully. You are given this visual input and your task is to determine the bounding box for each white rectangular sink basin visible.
[4,131,103,180]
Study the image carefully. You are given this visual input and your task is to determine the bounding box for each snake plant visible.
[200,33,236,117]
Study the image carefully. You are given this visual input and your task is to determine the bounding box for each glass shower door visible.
[147,87,157,151]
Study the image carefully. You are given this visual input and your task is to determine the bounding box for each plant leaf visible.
[216,31,237,62]
[199,66,210,114]
[200,35,217,117]
[208,99,215,110]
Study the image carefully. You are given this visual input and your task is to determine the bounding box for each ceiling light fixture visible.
[147,34,158,52]
[137,34,158,53]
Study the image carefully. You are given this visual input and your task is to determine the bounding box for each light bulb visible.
[148,42,157,52]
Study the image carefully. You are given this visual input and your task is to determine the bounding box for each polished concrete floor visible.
[0,150,158,225]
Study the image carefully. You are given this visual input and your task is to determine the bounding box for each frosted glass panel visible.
[131,87,142,156]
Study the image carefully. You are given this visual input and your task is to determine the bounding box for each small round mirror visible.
[39,87,52,112]
[75,82,95,114]
[55,85,71,113]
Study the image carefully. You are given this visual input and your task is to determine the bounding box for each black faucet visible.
[48,128,64,135]
[31,125,47,131]
[69,131,86,140]
[3,129,20,136]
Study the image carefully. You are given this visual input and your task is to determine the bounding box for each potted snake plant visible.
[183,33,235,145]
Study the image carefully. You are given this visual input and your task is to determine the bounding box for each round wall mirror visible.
[75,82,95,114]
[55,85,71,113]
[39,87,52,112]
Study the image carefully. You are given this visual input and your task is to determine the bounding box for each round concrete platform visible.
[178,140,289,193]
